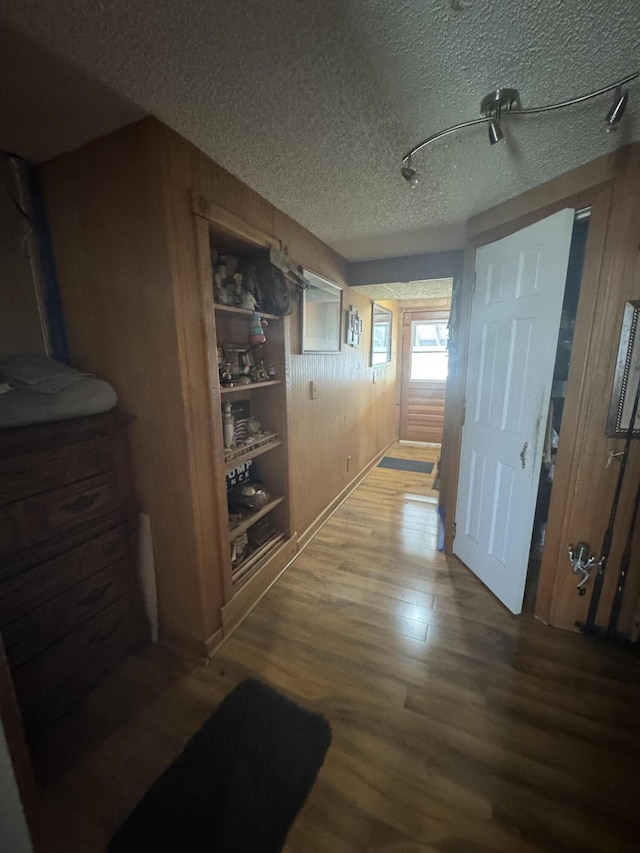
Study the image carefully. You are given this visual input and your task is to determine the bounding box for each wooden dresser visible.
[0,412,149,734]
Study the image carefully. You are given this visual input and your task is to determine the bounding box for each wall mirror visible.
[371,302,393,366]
[607,299,640,437]
[301,269,343,353]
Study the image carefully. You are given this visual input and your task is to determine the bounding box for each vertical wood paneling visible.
[287,290,399,537]
[40,121,211,649]
[41,117,400,653]
[158,120,398,541]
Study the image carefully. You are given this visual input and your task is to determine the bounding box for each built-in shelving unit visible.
[228,496,284,540]
[224,436,283,469]
[221,380,282,395]
[214,303,280,320]
[200,206,295,628]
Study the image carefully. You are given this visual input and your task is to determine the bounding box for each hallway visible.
[33,443,640,852]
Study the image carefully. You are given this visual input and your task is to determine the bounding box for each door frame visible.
[439,147,627,628]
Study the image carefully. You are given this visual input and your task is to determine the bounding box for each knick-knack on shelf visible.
[249,312,267,345]
[222,402,235,449]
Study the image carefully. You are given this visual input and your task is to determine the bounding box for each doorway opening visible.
[524,209,591,610]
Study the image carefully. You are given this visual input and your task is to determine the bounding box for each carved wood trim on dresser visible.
[0,412,150,735]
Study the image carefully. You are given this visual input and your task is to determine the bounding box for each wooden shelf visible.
[228,496,284,541]
[214,303,280,321]
[231,531,286,587]
[224,437,282,470]
[220,380,282,395]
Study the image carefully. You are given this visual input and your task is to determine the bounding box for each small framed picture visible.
[222,343,251,376]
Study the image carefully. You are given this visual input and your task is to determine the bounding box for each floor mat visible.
[377,457,434,474]
[109,678,332,852]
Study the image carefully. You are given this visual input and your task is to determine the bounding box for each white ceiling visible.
[1,1,639,262]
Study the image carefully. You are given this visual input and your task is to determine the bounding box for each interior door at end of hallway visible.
[454,208,575,614]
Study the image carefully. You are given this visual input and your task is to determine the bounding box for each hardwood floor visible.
[30,442,640,852]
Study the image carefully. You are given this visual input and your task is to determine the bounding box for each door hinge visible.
[461,405,466,426]
[452,521,457,540]
[472,271,477,294]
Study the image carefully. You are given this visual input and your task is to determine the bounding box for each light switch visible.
[310,380,318,399]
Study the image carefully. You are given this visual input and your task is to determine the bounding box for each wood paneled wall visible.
[41,118,399,651]
[155,122,399,540]
[439,144,640,637]
[40,123,210,650]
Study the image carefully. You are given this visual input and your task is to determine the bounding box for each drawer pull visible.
[78,581,112,610]
[61,493,99,513]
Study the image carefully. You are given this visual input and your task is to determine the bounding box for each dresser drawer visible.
[3,560,131,668]
[0,451,68,506]
[27,473,118,537]
[0,474,121,560]
[0,526,128,621]
[0,435,114,507]
[0,505,24,556]
[12,595,135,732]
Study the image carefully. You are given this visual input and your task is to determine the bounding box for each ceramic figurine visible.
[249,312,267,345]
[220,363,233,387]
[242,291,257,311]
[222,402,235,449]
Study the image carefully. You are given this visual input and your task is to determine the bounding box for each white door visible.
[454,209,575,614]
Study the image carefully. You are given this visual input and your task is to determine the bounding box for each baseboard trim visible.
[158,628,214,664]
[297,438,396,550]
[160,439,396,661]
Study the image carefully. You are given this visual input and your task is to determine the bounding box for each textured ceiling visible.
[1,1,639,261]
[353,278,453,300]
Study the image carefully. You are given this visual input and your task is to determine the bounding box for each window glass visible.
[410,320,449,380]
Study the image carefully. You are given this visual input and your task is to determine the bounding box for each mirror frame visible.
[370,302,393,366]
[301,269,343,354]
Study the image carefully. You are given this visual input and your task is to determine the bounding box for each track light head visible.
[605,87,629,131]
[488,119,504,145]
[400,161,419,188]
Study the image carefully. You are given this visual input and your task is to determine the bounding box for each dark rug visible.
[377,456,434,474]
[109,678,332,853]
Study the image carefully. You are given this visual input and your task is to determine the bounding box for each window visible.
[410,320,449,380]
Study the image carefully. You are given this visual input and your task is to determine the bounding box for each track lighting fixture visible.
[400,157,419,188]
[401,72,638,184]
[605,86,629,131]
[488,119,504,145]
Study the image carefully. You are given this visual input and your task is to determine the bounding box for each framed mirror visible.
[301,269,343,353]
[607,299,640,437]
[371,302,393,366]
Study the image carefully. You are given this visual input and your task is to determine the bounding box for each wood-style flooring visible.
[31,443,640,852]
